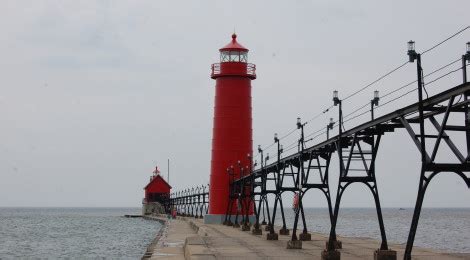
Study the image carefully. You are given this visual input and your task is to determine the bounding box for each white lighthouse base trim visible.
[204,214,256,224]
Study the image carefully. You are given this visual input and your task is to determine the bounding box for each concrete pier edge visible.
[142,215,168,259]
[142,214,468,260]
[143,215,216,259]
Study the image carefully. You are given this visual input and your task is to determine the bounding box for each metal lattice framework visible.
[165,45,470,260]
[225,57,470,259]
[167,185,209,218]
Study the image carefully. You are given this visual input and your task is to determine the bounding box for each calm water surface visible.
[279,207,470,253]
[1,207,468,258]
[0,207,161,259]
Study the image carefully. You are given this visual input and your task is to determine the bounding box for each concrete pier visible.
[143,215,469,260]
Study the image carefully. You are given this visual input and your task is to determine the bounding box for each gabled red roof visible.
[219,33,248,52]
[144,174,172,190]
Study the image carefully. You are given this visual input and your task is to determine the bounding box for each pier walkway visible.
[143,215,469,260]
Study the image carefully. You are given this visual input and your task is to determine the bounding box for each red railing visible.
[211,63,256,79]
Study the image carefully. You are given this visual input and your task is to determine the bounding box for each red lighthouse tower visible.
[204,34,256,224]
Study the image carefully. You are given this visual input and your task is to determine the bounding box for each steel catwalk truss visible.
[228,81,470,259]
[164,81,470,259]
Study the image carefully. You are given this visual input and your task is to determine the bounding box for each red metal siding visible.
[144,175,171,199]
[209,76,253,215]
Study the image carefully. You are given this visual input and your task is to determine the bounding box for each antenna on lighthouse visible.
[167,158,170,184]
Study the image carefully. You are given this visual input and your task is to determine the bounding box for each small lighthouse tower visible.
[205,34,256,224]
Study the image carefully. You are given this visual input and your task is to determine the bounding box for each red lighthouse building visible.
[205,34,256,224]
[142,167,171,215]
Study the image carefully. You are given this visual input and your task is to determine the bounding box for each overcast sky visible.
[0,1,469,207]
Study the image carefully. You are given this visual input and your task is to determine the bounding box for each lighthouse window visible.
[220,51,247,62]
[229,51,240,62]
[220,51,230,62]
[240,52,248,62]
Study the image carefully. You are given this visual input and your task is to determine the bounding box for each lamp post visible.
[407,40,426,163]
[333,90,342,137]
[371,90,380,120]
[274,133,284,162]
[274,133,281,160]
[462,42,470,164]
[247,153,252,173]
[327,118,335,139]
[254,145,265,226]
[291,116,311,243]
[271,132,286,236]
[332,90,344,237]
[237,160,242,177]
[405,40,426,260]
[256,144,265,225]
[463,42,470,83]
[297,117,307,152]
[258,145,264,169]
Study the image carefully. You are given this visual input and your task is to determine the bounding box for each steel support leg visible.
[278,196,289,235]
[287,204,302,249]
[370,184,389,250]
[261,200,267,225]
[299,199,311,241]
[233,198,240,228]
[264,198,272,231]
[252,194,263,235]
[326,184,344,252]
[404,168,428,260]
[267,196,279,240]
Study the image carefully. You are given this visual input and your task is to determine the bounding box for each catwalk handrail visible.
[245,81,470,177]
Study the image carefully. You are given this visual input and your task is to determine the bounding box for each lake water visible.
[0,207,161,259]
[1,207,468,258]
[279,207,470,253]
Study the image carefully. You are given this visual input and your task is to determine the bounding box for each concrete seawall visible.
[142,215,469,260]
